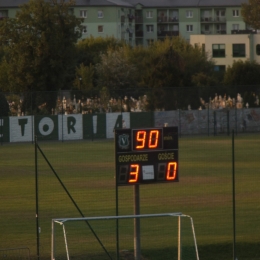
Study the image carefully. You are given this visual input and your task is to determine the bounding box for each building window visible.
[147,39,154,45]
[98,25,104,33]
[173,25,179,31]
[216,10,225,21]
[170,10,178,21]
[146,11,153,18]
[205,24,210,32]
[98,10,104,18]
[232,24,239,30]
[186,10,193,18]
[214,65,226,72]
[212,44,225,58]
[82,26,87,34]
[217,24,226,32]
[203,10,210,19]
[146,25,154,33]
[0,10,8,19]
[202,44,205,53]
[80,10,87,18]
[233,10,239,17]
[186,25,193,32]
[233,44,245,57]
[256,44,260,55]
[216,10,225,17]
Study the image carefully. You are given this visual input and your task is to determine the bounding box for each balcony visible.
[128,14,135,21]
[135,31,144,37]
[0,16,8,20]
[201,17,226,23]
[201,30,226,35]
[158,16,179,23]
[158,16,168,23]
[231,29,257,34]
[201,31,212,35]
[215,17,226,22]
[135,16,143,23]
[0,10,8,20]
[157,31,179,37]
[217,30,226,34]
[201,17,213,22]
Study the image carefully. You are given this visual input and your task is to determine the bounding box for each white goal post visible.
[51,212,199,260]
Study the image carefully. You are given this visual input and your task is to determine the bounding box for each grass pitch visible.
[0,134,260,260]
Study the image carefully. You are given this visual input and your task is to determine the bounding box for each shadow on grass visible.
[28,242,260,260]
[140,242,260,260]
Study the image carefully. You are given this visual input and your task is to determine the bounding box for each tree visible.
[75,36,125,91]
[140,39,185,89]
[131,37,216,110]
[241,0,260,30]
[94,37,217,110]
[0,0,83,113]
[224,60,260,86]
[73,63,95,92]
[223,60,260,107]
[0,93,9,116]
[95,47,138,92]
[0,58,10,92]
[76,36,124,67]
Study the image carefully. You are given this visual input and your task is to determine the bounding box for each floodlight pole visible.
[134,185,141,260]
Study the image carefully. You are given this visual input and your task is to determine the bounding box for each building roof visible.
[122,0,247,7]
[197,0,247,7]
[0,0,133,8]
[76,0,133,7]
[0,0,248,8]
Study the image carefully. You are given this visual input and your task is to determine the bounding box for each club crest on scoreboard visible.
[118,134,130,149]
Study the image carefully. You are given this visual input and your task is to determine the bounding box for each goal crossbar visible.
[53,212,182,223]
[51,212,199,260]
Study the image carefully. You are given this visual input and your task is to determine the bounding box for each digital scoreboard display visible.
[115,127,178,186]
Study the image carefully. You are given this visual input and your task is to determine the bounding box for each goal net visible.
[51,213,199,260]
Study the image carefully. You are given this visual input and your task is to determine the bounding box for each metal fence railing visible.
[1,86,260,260]
[1,87,260,144]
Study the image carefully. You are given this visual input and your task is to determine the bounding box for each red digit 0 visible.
[149,130,159,148]
[129,164,139,183]
[136,131,146,149]
[166,162,177,180]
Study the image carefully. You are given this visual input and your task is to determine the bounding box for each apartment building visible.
[1,0,258,68]
[190,34,260,71]
[0,0,250,42]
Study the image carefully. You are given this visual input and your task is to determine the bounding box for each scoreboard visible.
[115,127,178,186]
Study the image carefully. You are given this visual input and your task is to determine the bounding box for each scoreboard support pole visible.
[134,185,141,260]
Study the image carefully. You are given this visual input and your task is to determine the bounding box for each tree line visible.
[0,0,260,115]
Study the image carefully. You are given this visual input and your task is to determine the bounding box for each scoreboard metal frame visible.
[115,127,179,186]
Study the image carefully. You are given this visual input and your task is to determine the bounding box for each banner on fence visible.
[2,109,260,143]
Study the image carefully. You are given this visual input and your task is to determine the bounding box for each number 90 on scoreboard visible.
[115,127,178,186]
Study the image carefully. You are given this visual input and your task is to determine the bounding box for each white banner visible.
[58,114,83,140]
[10,116,34,142]
[106,112,130,138]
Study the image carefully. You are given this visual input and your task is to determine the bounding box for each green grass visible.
[0,135,260,260]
